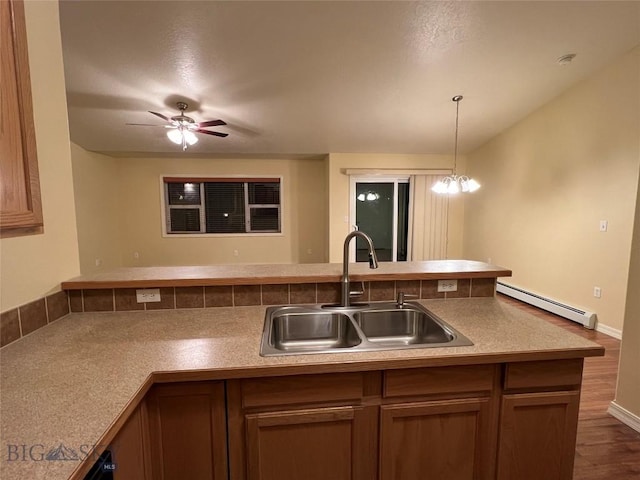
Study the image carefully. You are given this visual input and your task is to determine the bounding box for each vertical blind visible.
[410,175,449,260]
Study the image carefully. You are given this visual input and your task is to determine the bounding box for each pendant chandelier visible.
[432,95,480,194]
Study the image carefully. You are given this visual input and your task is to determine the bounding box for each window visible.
[163,177,281,235]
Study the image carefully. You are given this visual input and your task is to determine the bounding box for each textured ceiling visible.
[59,1,640,156]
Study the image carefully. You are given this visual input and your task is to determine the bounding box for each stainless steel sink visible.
[270,311,361,352]
[260,302,473,356]
[353,309,454,345]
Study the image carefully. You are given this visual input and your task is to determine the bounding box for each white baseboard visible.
[595,323,622,340]
[608,401,640,433]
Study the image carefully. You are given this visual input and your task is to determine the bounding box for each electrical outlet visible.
[438,280,458,292]
[136,288,161,303]
[599,220,608,232]
[593,286,602,298]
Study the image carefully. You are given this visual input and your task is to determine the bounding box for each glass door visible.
[350,177,410,262]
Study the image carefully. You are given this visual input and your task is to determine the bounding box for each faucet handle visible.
[349,281,366,298]
[397,291,418,307]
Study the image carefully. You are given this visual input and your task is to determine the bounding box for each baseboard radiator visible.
[497,282,597,329]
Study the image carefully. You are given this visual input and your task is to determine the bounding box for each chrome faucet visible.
[341,230,379,307]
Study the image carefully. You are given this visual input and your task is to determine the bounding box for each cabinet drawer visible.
[241,372,365,408]
[384,365,496,398]
[504,359,583,390]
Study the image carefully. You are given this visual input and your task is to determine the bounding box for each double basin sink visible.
[260,301,473,356]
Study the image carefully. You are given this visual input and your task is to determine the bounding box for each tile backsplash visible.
[66,278,496,313]
[0,291,69,348]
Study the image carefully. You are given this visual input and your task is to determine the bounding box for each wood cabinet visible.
[244,406,375,480]
[110,403,150,480]
[146,381,228,480]
[380,398,492,480]
[227,372,378,480]
[0,0,43,235]
[99,358,586,480]
[496,359,583,480]
[380,365,499,480]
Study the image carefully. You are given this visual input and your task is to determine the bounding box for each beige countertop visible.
[0,297,602,480]
[61,260,512,289]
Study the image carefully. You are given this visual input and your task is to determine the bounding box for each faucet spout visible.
[341,231,379,307]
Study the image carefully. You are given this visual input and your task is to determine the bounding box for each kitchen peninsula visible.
[1,261,604,480]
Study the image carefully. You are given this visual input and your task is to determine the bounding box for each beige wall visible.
[615,165,640,419]
[108,155,327,266]
[326,153,464,262]
[0,1,80,312]
[464,47,640,333]
[70,144,123,274]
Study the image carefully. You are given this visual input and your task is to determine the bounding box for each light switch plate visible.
[136,288,161,303]
[437,280,458,292]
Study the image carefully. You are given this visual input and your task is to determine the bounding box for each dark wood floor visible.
[498,294,640,479]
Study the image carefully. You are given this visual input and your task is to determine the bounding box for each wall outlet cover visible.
[438,280,458,292]
[136,288,161,303]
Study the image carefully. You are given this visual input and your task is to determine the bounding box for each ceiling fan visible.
[128,102,228,151]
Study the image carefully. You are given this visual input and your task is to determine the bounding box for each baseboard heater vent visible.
[497,282,596,329]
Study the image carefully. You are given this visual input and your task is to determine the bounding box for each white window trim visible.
[159,175,284,238]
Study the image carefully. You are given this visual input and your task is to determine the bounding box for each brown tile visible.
[46,291,69,322]
[1,309,21,347]
[115,289,145,311]
[447,278,471,298]
[83,289,114,312]
[69,290,83,312]
[356,281,370,303]
[421,280,445,299]
[145,287,175,310]
[369,281,395,301]
[233,285,261,306]
[471,278,496,297]
[19,299,48,335]
[317,283,341,304]
[396,280,420,298]
[262,284,289,305]
[176,286,204,309]
[290,283,316,304]
[205,286,233,307]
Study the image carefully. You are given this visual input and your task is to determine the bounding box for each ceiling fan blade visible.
[148,111,170,122]
[196,129,229,138]
[198,119,227,128]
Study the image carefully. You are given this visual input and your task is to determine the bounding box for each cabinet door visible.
[0,0,43,234]
[244,405,376,480]
[110,404,150,480]
[147,382,227,480]
[380,398,494,480]
[497,391,580,480]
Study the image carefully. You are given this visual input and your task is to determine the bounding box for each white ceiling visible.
[59,1,640,156]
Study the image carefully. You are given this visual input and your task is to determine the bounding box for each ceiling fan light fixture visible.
[432,95,481,195]
[166,128,183,145]
[129,102,227,151]
[183,130,198,145]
